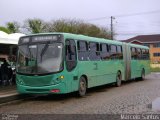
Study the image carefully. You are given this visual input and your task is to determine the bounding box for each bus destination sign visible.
[32,35,59,42]
[19,37,30,44]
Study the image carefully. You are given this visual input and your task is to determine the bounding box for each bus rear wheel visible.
[116,72,122,87]
[78,76,87,97]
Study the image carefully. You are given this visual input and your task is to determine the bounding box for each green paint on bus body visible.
[16,32,150,94]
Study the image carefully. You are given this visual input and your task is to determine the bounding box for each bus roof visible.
[23,32,123,45]
[128,42,149,49]
[22,32,149,49]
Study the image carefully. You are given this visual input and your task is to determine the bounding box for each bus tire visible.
[116,71,122,87]
[78,76,87,97]
[141,69,145,80]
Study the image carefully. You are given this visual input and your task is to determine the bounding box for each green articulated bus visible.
[16,33,150,96]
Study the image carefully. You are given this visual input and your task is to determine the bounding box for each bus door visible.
[65,39,79,92]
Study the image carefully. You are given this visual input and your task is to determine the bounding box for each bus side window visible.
[142,49,145,60]
[100,43,110,60]
[110,45,117,60]
[65,39,77,71]
[142,49,149,60]
[77,41,89,61]
[137,48,142,60]
[131,47,137,60]
[117,45,123,59]
[146,50,150,60]
[89,42,101,61]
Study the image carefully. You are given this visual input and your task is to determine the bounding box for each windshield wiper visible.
[40,42,49,62]
[27,45,37,73]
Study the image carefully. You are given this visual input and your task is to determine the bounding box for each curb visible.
[0,93,30,104]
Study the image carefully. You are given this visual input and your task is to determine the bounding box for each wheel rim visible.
[117,73,121,86]
[79,78,86,95]
[142,70,145,79]
[80,80,86,93]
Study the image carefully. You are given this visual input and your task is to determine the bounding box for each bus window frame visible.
[89,42,101,61]
[100,43,110,60]
[109,44,118,60]
[77,40,89,61]
[65,39,77,72]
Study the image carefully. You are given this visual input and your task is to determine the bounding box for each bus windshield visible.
[17,43,63,75]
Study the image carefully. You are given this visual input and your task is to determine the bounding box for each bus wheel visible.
[141,69,145,80]
[116,72,122,87]
[78,76,87,97]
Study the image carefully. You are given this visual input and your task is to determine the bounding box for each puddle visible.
[152,97,160,112]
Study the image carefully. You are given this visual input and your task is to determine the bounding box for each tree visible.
[0,26,10,34]
[25,19,46,33]
[6,22,20,33]
[22,18,112,39]
[46,19,78,33]
[46,19,111,39]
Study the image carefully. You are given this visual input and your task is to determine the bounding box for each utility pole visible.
[110,16,115,40]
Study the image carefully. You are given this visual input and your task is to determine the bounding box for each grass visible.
[150,64,160,72]
[150,67,160,72]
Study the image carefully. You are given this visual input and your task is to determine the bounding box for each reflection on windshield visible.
[17,43,63,74]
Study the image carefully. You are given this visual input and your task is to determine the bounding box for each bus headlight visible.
[17,78,24,85]
[59,75,64,79]
[51,76,64,85]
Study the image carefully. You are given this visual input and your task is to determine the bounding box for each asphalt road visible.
[1,73,160,114]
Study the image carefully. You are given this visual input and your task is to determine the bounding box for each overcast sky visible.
[1,0,160,40]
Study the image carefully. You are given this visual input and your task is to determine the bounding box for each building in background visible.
[0,31,25,63]
[0,31,25,86]
[122,34,160,63]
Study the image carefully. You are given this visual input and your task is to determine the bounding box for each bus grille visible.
[26,89,49,92]
[23,78,52,87]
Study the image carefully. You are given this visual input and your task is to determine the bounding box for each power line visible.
[116,31,160,35]
[85,10,160,39]
[86,16,110,21]
[116,10,160,18]
[115,21,160,25]
[115,33,158,36]
[85,9,160,22]
[115,25,160,28]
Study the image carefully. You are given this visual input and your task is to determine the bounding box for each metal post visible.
[110,16,115,40]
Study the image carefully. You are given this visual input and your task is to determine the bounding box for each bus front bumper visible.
[16,82,67,94]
